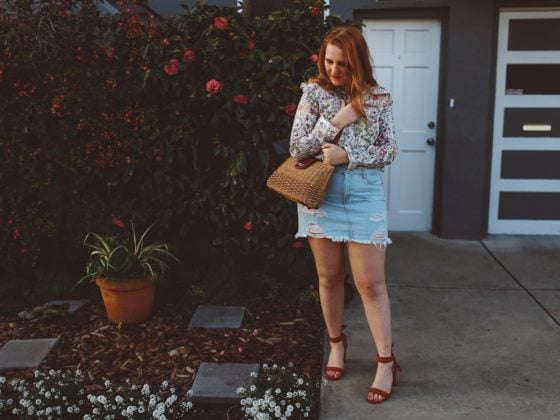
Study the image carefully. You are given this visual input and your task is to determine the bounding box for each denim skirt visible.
[295,165,391,246]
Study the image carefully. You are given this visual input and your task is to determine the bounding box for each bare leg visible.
[347,242,394,402]
[308,238,346,379]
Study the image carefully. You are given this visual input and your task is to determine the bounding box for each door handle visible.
[426,138,436,146]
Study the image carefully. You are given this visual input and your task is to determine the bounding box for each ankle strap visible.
[329,324,347,343]
[376,355,394,363]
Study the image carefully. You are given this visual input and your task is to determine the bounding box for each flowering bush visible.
[237,363,321,419]
[4,369,85,418]
[0,371,192,419]
[84,379,191,419]
[0,0,343,299]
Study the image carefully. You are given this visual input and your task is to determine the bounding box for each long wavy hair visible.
[310,26,378,119]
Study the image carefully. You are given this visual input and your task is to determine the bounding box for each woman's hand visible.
[322,143,349,166]
[330,101,359,130]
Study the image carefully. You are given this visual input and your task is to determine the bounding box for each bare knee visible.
[354,277,386,298]
[318,271,345,290]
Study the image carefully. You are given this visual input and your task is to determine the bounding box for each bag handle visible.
[295,128,343,169]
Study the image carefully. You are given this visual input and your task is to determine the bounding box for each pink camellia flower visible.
[105,49,115,59]
[310,53,318,64]
[284,103,297,117]
[206,78,222,94]
[182,49,195,63]
[310,7,322,16]
[163,58,180,76]
[243,221,253,232]
[292,240,305,249]
[237,346,244,353]
[248,38,256,49]
[213,16,229,29]
[252,329,259,336]
[233,95,249,105]
[162,37,170,45]
[111,214,126,229]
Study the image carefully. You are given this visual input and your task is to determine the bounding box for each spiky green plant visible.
[76,223,179,286]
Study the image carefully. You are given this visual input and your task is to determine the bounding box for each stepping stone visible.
[191,362,259,404]
[46,299,89,313]
[188,305,245,329]
[0,338,59,371]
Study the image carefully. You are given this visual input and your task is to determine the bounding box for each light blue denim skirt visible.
[296,165,391,246]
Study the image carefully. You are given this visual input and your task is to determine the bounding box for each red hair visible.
[310,26,378,119]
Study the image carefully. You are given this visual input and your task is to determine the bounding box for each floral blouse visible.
[289,82,398,170]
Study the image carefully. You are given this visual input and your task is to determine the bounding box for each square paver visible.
[188,305,245,329]
[46,299,89,313]
[191,362,259,404]
[0,338,59,371]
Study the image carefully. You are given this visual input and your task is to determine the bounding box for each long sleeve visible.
[289,83,340,160]
[344,95,398,170]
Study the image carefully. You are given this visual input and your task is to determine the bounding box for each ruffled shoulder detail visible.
[300,81,322,94]
[368,85,392,107]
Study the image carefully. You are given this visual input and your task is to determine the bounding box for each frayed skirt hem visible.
[295,233,392,247]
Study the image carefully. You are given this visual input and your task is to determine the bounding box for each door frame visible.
[356,8,448,234]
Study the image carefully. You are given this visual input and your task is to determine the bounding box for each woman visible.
[289,26,400,404]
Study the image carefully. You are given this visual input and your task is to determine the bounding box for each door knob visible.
[427,121,435,129]
[426,138,436,146]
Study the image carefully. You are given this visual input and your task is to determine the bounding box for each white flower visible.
[126,406,136,414]
[286,392,292,398]
[250,385,256,391]
[236,386,246,394]
[115,395,124,403]
[35,399,41,405]
[275,388,281,394]
[295,402,301,408]
[303,413,309,418]
[161,380,169,389]
[97,395,107,405]
[141,384,150,396]
[250,371,258,378]
[297,378,304,385]
[138,406,145,413]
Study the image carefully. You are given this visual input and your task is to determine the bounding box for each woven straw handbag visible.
[266,156,335,209]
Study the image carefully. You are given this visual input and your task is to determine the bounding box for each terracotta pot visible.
[96,277,155,324]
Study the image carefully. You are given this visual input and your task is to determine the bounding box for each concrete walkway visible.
[320,233,560,420]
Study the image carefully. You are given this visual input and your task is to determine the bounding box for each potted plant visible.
[76,223,179,324]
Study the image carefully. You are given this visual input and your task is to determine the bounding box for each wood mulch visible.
[0,289,325,419]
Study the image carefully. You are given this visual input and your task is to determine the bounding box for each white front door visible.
[363,20,441,231]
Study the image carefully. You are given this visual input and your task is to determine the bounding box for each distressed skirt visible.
[295,165,391,246]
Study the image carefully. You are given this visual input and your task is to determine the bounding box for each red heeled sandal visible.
[366,350,402,404]
[324,326,348,381]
